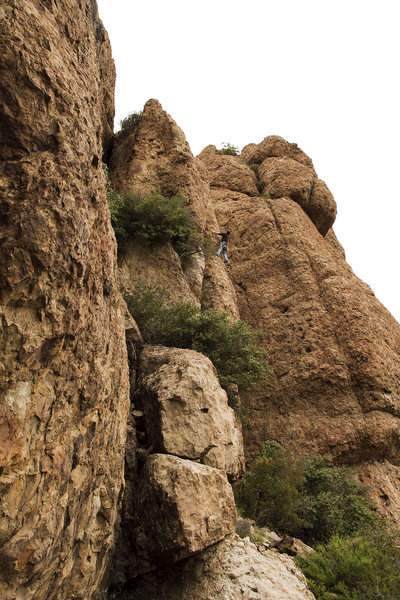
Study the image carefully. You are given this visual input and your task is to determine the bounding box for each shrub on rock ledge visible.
[125,282,270,401]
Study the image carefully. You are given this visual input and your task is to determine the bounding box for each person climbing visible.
[215,230,230,263]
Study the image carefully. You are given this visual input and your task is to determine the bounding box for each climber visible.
[215,230,230,263]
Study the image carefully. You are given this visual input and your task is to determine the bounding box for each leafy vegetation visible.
[102,166,200,255]
[237,441,398,600]
[125,282,270,399]
[119,110,143,133]
[299,455,377,543]
[216,142,240,156]
[237,441,307,534]
[297,528,400,600]
[236,443,377,543]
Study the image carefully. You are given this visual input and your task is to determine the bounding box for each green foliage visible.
[237,442,307,534]
[216,142,240,156]
[256,180,265,193]
[125,282,270,399]
[299,456,377,543]
[237,444,377,542]
[249,163,259,175]
[119,110,142,133]
[297,528,400,600]
[107,186,200,254]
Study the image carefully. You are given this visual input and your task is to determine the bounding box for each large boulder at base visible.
[138,346,245,479]
[0,2,129,600]
[111,534,315,600]
[116,454,237,578]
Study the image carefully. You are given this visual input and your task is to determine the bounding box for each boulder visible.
[117,534,316,600]
[241,135,315,169]
[127,454,237,572]
[198,145,259,196]
[138,346,245,479]
[277,536,314,557]
[258,156,315,204]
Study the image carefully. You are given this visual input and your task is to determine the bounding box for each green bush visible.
[119,110,142,133]
[299,455,377,543]
[107,187,199,254]
[236,443,377,542]
[125,282,270,399]
[236,441,306,534]
[297,528,400,600]
[216,142,240,156]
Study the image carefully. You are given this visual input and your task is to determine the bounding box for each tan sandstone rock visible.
[116,454,237,578]
[138,346,245,479]
[115,534,315,600]
[198,145,259,196]
[110,99,222,304]
[0,2,129,599]
[241,136,336,235]
[211,186,400,504]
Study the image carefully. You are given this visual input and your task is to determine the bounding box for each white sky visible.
[97,0,400,322]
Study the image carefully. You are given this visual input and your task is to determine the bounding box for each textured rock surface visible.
[198,145,259,196]
[110,99,222,305]
[138,346,245,478]
[118,238,199,306]
[213,191,400,462]
[358,461,400,527]
[110,454,236,585]
[239,135,336,235]
[113,534,315,600]
[0,2,129,600]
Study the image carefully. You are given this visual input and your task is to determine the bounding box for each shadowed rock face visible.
[111,534,315,600]
[0,2,129,599]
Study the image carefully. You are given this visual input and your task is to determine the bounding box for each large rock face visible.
[0,2,129,599]
[199,142,400,520]
[109,99,239,316]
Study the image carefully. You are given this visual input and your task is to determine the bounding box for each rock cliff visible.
[0,2,128,599]
[2,1,400,599]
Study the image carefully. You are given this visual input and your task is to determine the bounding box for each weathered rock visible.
[357,460,400,527]
[201,255,240,319]
[138,346,245,478]
[198,145,259,196]
[0,2,129,600]
[110,100,221,303]
[118,238,200,306]
[277,536,314,558]
[114,454,236,579]
[241,135,315,169]
[258,157,315,205]
[213,191,400,467]
[241,136,336,235]
[114,534,315,600]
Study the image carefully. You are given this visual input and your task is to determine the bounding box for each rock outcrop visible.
[113,534,315,600]
[109,99,240,317]
[0,2,129,599]
[242,136,336,235]
[199,138,400,522]
[138,346,244,477]
[109,345,243,590]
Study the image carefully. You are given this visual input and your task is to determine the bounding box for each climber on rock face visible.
[215,230,230,263]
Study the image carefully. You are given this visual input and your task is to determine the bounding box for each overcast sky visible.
[97,0,400,322]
